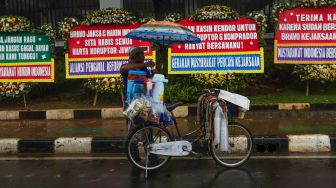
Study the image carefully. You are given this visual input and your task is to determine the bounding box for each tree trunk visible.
[305,80,309,97]
[93,91,98,107]
[120,90,125,109]
[23,94,28,109]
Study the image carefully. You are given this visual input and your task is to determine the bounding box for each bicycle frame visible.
[170,112,206,144]
[169,91,223,146]
[125,89,253,177]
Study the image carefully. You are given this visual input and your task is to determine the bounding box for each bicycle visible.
[125,88,253,176]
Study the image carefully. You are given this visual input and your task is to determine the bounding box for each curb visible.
[0,135,335,155]
[0,103,335,120]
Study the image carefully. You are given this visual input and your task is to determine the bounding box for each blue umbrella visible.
[126,21,201,74]
[126,21,201,45]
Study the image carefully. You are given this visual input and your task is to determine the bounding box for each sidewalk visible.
[0,102,335,155]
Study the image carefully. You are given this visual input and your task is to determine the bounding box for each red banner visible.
[171,18,259,53]
[68,23,153,59]
[276,7,336,43]
[0,64,54,81]
[274,7,336,64]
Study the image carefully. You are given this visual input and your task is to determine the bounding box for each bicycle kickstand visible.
[182,146,203,158]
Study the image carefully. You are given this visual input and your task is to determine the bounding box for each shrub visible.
[164,76,199,103]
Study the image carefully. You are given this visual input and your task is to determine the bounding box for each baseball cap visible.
[128,46,147,59]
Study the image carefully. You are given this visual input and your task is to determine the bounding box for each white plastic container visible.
[151,74,168,103]
[146,79,152,96]
[151,74,168,115]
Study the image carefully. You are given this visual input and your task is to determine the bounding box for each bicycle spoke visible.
[126,124,172,171]
[210,123,253,167]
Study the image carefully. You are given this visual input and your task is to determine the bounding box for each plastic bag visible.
[137,97,152,121]
[147,112,160,124]
[161,110,174,127]
[123,97,146,120]
[218,90,250,111]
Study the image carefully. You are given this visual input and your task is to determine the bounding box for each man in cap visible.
[120,46,155,108]
[120,46,157,164]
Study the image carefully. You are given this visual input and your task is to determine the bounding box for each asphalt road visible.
[0,156,336,188]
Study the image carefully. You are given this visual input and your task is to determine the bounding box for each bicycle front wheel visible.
[209,122,253,167]
[126,124,172,171]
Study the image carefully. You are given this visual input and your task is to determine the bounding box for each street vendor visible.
[120,46,158,163]
[120,46,155,109]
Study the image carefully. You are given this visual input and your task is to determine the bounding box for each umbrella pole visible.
[160,45,168,75]
[162,37,165,72]
[160,45,164,72]
[157,44,168,75]
[156,44,164,74]
[155,43,161,73]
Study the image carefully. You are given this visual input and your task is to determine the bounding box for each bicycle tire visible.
[126,123,172,171]
[209,122,253,167]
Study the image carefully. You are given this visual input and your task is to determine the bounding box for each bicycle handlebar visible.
[202,88,221,96]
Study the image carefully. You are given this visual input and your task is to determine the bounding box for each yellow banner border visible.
[167,48,264,74]
[65,51,156,79]
[274,40,336,64]
[0,59,55,82]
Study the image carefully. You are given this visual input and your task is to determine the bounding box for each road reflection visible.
[126,159,256,188]
[209,168,255,188]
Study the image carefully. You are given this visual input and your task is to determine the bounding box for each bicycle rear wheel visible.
[126,124,172,171]
[209,122,253,167]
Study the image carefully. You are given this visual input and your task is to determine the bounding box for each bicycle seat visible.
[166,101,183,112]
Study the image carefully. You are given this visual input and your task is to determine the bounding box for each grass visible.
[250,82,336,105]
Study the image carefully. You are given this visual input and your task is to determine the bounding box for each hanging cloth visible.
[197,93,210,122]
[213,101,229,152]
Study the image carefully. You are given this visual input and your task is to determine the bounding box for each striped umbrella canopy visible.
[126,21,201,45]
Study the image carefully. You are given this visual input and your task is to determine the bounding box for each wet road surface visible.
[0,117,336,138]
[0,156,336,188]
